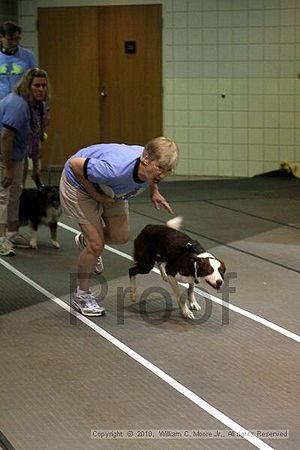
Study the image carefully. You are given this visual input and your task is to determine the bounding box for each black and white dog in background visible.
[129,217,226,319]
[19,186,62,249]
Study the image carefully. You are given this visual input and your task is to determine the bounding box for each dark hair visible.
[0,21,22,37]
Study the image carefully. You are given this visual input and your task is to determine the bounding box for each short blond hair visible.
[142,137,179,170]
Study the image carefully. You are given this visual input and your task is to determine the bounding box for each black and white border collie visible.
[19,186,62,249]
[129,217,226,320]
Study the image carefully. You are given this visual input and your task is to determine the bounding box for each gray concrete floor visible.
[1,175,300,450]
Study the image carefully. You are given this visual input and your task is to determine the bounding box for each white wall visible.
[19,0,300,178]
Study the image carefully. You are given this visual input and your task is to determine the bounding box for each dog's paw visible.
[30,239,38,249]
[51,240,60,249]
[180,305,195,320]
[184,310,195,320]
[189,299,201,311]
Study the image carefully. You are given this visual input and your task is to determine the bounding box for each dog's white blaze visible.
[198,252,214,259]
[206,259,223,285]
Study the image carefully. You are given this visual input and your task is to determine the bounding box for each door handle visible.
[100,84,107,97]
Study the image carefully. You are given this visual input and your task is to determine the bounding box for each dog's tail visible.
[166,216,183,230]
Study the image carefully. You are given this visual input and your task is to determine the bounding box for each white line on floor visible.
[0,257,274,450]
[59,222,300,344]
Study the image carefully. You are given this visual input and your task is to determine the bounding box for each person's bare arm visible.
[149,182,174,214]
[69,157,115,205]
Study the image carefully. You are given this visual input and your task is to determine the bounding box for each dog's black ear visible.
[49,186,59,193]
[219,261,226,275]
[195,256,206,266]
[195,256,213,277]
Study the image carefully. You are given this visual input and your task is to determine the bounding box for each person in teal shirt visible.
[0,68,50,256]
[0,21,36,101]
[0,21,46,187]
[60,137,179,317]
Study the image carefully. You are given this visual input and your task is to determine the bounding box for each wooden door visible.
[38,7,100,167]
[98,5,162,145]
[38,5,162,168]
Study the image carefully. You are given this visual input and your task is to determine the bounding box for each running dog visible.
[129,217,226,319]
[19,186,62,249]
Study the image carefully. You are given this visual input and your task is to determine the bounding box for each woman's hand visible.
[151,188,174,214]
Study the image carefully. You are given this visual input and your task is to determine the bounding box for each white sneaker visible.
[8,232,30,248]
[72,291,105,316]
[95,256,104,274]
[0,238,16,256]
[74,233,104,274]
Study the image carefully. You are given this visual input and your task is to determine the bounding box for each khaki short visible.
[0,158,24,224]
[59,171,129,225]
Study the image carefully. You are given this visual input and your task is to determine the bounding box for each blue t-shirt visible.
[64,143,148,199]
[0,93,30,161]
[0,47,37,100]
